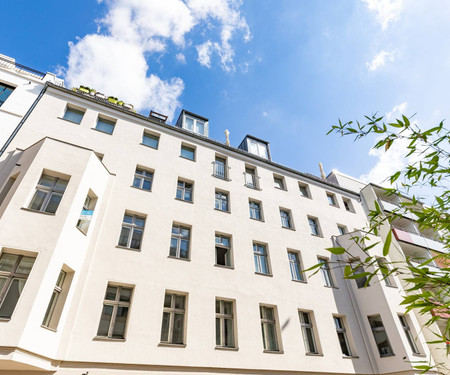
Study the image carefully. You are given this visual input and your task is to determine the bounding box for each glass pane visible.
[160,312,170,341]
[0,253,18,272]
[215,300,220,313]
[0,278,26,319]
[254,254,260,273]
[142,179,152,190]
[45,192,62,213]
[170,238,178,257]
[306,327,317,353]
[119,287,132,302]
[0,277,7,293]
[142,134,159,148]
[180,239,189,258]
[29,190,47,210]
[181,228,189,237]
[164,293,172,308]
[334,317,343,330]
[130,229,143,249]
[16,257,35,275]
[338,332,351,356]
[216,317,221,346]
[373,330,393,355]
[225,318,234,346]
[185,117,194,130]
[112,306,128,338]
[105,286,118,300]
[184,190,192,201]
[118,227,131,247]
[176,187,183,200]
[134,217,145,227]
[223,302,232,315]
[96,120,115,134]
[39,175,56,188]
[42,290,59,327]
[123,215,133,224]
[266,323,278,351]
[97,304,114,336]
[180,147,194,160]
[175,295,185,309]
[196,121,204,134]
[133,176,141,188]
[260,256,269,274]
[54,178,68,191]
[63,108,84,124]
[172,313,184,344]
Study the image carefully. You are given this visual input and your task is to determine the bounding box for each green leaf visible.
[344,265,352,277]
[383,230,392,256]
[326,247,346,255]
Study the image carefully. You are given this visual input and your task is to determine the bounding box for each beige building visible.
[0,62,446,374]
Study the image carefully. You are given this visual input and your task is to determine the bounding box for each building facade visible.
[0,59,447,374]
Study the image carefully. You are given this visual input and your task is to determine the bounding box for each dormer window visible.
[238,135,271,160]
[175,110,209,137]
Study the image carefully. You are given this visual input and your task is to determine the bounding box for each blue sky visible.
[2,0,450,185]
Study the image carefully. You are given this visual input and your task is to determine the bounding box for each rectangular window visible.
[95,116,116,134]
[180,145,195,161]
[343,198,354,212]
[398,315,420,354]
[377,258,394,287]
[0,253,35,319]
[184,115,206,135]
[288,251,304,281]
[213,156,229,180]
[170,225,190,259]
[368,315,394,357]
[299,311,318,354]
[249,200,262,221]
[216,299,235,348]
[334,316,352,357]
[280,209,293,229]
[260,306,279,351]
[215,234,232,268]
[244,166,259,189]
[215,190,229,212]
[308,217,321,236]
[142,132,159,149]
[133,167,153,191]
[274,175,286,190]
[298,183,310,198]
[118,213,145,250]
[249,139,269,159]
[76,192,96,234]
[160,292,186,344]
[28,174,69,214]
[318,258,334,287]
[176,180,193,202]
[327,193,338,206]
[42,269,70,330]
[337,225,347,235]
[350,259,369,288]
[0,83,14,106]
[62,106,84,124]
[253,243,270,275]
[96,284,132,339]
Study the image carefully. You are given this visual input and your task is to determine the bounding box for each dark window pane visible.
[45,192,62,213]
[111,306,128,338]
[97,305,113,336]
[172,313,184,344]
[118,227,131,247]
[0,278,25,318]
[29,190,47,210]
[142,133,159,148]
[105,286,117,300]
[119,287,132,302]
[16,257,35,275]
[160,312,170,341]
[0,254,18,272]
[63,107,84,124]
[130,229,143,249]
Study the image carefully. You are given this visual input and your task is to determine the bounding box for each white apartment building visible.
[0,61,446,374]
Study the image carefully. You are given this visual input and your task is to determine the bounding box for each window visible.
[42,269,70,330]
[213,156,229,180]
[185,115,206,135]
[299,311,318,354]
[95,116,116,134]
[244,166,259,189]
[249,139,269,159]
[308,217,321,236]
[215,190,229,212]
[133,168,153,191]
[253,243,270,275]
[0,253,35,319]
[318,258,334,287]
[176,180,193,202]
[96,284,132,339]
[180,145,195,161]
[350,259,369,288]
[398,315,420,355]
[327,193,338,206]
[118,213,145,250]
[280,209,293,229]
[274,175,286,190]
[142,132,159,149]
[62,105,84,124]
[334,316,352,357]
[288,251,304,281]
[260,306,279,351]
[216,299,235,348]
[215,234,232,267]
[28,174,69,214]
[298,183,310,198]
[249,200,262,221]
[377,258,395,287]
[343,198,354,212]
[170,225,190,259]
[368,315,394,357]
[337,225,347,235]
[0,83,14,106]
[160,292,186,344]
[76,192,97,234]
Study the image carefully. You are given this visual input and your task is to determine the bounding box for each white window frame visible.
[215,234,232,268]
[28,174,69,214]
[160,292,186,344]
[170,225,191,259]
[260,305,280,351]
[133,167,154,191]
[215,190,229,212]
[288,251,304,282]
[118,213,145,250]
[216,299,235,348]
[398,314,420,355]
[299,311,319,354]
[308,217,321,236]
[42,270,66,329]
[142,131,159,149]
[318,258,334,287]
[334,316,352,357]
[176,180,193,202]
[368,315,394,357]
[280,209,292,229]
[249,200,262,221]
[253,243,270,275]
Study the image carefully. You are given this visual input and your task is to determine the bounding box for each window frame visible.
[298,182,311,198]
[367,314,395,357]
[260,305,280,352]
[215,234,232,268]
[0,82,15,107]
[176,179,193,202]
[28,173,69,214]
[213,155,229,180]
[288,250,305,282]
[326,192,339,207]
[133,167,154,192]
[253,242,270,275]
[76,191,97,235]
[334,315,352,357]
[337,224,348,235]
[94,116,116,135]
[342,198,355,213]
[398,314,420,355]
[249,200,263,221]
[160,292,187,345]
[215,190,229,212]
[42,269,69,330]
[273,174,286,190]
[299,311,319,354]
[141,131,160,149]
[308,216,321,236]
[350,259,369,288]
[377,257,395,287]
[117,213,146,250]
[318,257,335,287]
[216,299,236,348]
[61,105,85,124]
[170,224,191,260]
[180,144,196,161]
[280,208,293,229]
[244,166,259,190]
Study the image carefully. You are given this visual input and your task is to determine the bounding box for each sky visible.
[2,0,450,188]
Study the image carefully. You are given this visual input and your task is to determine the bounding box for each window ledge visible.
[215,346,239,351]
[310,234,324,238]
[76,226,88,236]
[306,352,324,356]
[179,155,195,162]
[0,318,11,322]
[274,187,287,191]
[130,185,152,193]
[158,342,186,348]
[244,185,262,191]
[91,127,113,135]
[282,226,296,231]
[324,285,338,289]
[255,272,273,277]
[168,256,191,262]
[212,174,231,182]
[214,208,231,214]
[214,264,234,270]
[300,195,312,200]
[115,245,141,252]
[175,197,194,204]
[41,325,57,332]
[329,204,339,208]
[93,336,126,342]
[343,355,359,359]
[139,142,158,150]
[384,284,398,289]
[21,207,55,216]
[411,353,426,358]
[249,217,265,223]
[380,353,396,358]
[292,279,307,284]
[57,116,81,125]
[263,350,284,354]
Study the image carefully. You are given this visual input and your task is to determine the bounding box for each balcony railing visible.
[379,199,418,220]
[212,161,230,180]
[244,172,260,190]
[0,55,46,80]
[392,226,445,253]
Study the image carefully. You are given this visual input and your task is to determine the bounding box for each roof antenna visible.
[319,162,326,179]
[225,129,230,146]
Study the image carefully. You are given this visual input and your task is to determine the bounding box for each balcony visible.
[244,172,260,190]
[379,199,418,220]
[212,161,230,180]
[392,226,445,253]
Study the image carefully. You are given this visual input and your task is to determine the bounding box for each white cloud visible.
[366,50,396,71]
[362,0,403,30]
[64,0,250,120]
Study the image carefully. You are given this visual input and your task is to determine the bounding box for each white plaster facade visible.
[0,81,445,375]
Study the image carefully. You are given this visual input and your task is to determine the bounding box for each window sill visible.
[292,279,307,284]
[130,185,152,193]
[139,142,158,150]
[244,185,261,191]
[343,355,359,359]
[158,342,186,348]
[282,226,296,231]
[215,346,239,351]
[212,175,231,182]
[384,284,398,289]
[249,217,264,223]
[57,116,81,125]
[91,127,114,135]
[310,233,324,238]
[263,350,284,354]
[300,195,312,199]
[214,264,234,270]
[175,197,193,204]
[214,208,231,214]
[41,325,57,332]
[76,226,88,236]
[93,336,126,342]
[329,204,339,208]
[411,353,426,358]
[179,155,195,162]
[323,285,338,289]
[255,272,273,277]
[306,352,323,356]
[168,256,191,262]
[274,187,287,191]
[115,245,141,252]
[380,353,395,358]
[0,318,11,322]
[21,207,55,216]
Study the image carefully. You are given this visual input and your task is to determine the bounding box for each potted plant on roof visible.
[79,85,90,94]
[117,100,124,106]
[89,88,96,96]
[95,92,106,99]
[108,96,118,104]
[124,103,134,110]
